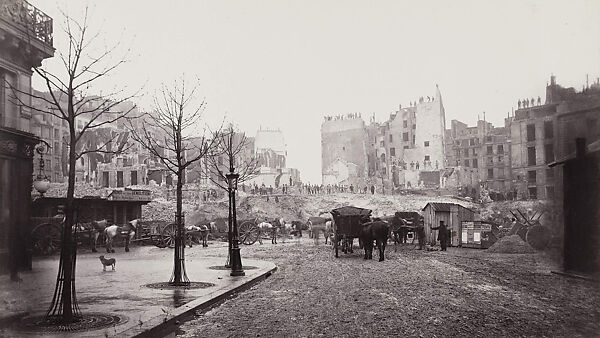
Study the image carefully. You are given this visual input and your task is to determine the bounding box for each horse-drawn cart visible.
[330,206,372,257]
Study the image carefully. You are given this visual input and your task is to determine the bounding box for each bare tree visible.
[6,7,137,324]
[128,78,218,285]
[204,125,260,191]
[203,125,259,273]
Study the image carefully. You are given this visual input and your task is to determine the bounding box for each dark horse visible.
[360,219,390,261]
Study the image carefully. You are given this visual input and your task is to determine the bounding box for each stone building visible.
[511,75,600,200]
[321,85,447,189]
[444,117,513,199]
[0,0,54,274]
[321,114,369,186]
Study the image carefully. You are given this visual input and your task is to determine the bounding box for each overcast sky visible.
[31,0,600,184]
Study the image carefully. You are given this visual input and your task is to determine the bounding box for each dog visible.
[99,255,116,271]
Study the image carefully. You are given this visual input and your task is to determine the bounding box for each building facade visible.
[0,0,54,274]
[511,75,600,200]
[321,85,447,189]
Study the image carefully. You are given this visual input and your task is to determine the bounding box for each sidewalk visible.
[0,242,276,337]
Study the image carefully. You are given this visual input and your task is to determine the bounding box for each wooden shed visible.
[422,202,476,246]
[32,189,152,225]
[549,138,600,275]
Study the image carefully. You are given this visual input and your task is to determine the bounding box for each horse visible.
[75,219,111,252]
[360,219,390,261]
[186,222,217,247]
[279,223,296,243]
[307,217,333,244]
[104,219,139,253]
[257,222,277,244]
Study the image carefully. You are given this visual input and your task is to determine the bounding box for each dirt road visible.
[178,239,600,337]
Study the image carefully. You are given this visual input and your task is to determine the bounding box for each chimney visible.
[575,138,586,159]
[550,74,556,86]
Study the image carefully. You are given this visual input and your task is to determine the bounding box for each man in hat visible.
[431,220,449,251]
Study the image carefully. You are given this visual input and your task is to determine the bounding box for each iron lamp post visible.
[226,172,245,276]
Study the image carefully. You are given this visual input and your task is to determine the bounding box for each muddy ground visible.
[177,239,600,337]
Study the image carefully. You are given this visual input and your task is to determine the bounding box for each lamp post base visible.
[229,246,245,276]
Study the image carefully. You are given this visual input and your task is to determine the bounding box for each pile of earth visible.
[487,234,535,254]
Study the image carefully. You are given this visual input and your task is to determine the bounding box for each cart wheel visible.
[159,223,177,248]
[239,221,259,245]
[31,223,62,256]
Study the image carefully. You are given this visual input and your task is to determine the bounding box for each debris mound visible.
[486,235,535,254]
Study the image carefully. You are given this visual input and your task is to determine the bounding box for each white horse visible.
[104,219,139,253]
[186,221,217,247]
[257,222,277,244]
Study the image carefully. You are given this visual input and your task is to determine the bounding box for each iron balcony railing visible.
[0,0,53,45]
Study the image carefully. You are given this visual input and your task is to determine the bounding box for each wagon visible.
[330,206,372,257]
[153,223,201,248]
[30,217,101,255]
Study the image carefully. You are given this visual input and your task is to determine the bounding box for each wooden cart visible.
[330,206,372,258]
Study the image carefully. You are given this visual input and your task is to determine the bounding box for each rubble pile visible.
[486,235,535,254]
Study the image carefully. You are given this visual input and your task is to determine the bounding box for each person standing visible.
[431,220,448,251]
[370,185,375,195]
[416,225,426,250]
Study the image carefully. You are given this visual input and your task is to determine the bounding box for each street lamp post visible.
[226,172,245,276]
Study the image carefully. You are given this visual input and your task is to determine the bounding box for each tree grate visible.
[144,281,215,290]
[208,265,258,270]
[14,313,128,333]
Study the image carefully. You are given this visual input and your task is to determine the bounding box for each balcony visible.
[1,0,53,46]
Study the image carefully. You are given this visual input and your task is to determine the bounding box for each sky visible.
[31,0,600,184]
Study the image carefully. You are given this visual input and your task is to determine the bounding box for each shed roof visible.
[422,202,474,213]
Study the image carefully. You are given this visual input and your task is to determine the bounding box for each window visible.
[463,160,469,167]
[424,141,430,147]
[544,121,553,139]
[486,136,493,142]
[488,157,493,165]
[472,148,477,156]
[463,149,469,157]
[403,132,409,141]
[527,124,536,141]
[487,145,493,155]
[544,144,554,163]
[497,144,504,154]
[403,120,408,128]
[380,141,384,147]
[131,171,138,185]
[424,155,430,161]
[528,170,537,183]
[102,172,109,187]
[488,168,494,179]
[498,156,504,163]
[469,139,475,146]
[527,146,536,166]
[497,168,505,178]
[412,135,415,144]
[80,157,84,165]
[390,147,395,157]
[546,168,555,180]
[412,124,416,130]
[117,171,124,187]
[403,145,409,149]
[472,159,478,168]
[528,187,537,199]
[389,134,393,142]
